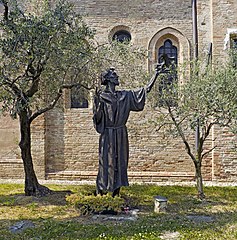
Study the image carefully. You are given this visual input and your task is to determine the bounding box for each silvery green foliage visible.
[150,57,237,199]
[154,57,237,150]
[0,0,94,118]
[0,0,149,119]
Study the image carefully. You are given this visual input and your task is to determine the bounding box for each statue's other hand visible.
[94,87,102,106]
[95,87,102,97]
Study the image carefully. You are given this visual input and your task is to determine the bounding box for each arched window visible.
[158,39,178,65]
[158,39,178,107]
[112,30,131,43]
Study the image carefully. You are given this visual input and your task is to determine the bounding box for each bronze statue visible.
[93,64,165,197]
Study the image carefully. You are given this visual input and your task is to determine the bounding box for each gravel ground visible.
[0,178,237,187]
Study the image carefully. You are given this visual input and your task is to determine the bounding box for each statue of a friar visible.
[93,64,165,197]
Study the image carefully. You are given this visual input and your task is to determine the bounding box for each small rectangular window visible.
[230,35,237,49]
[71,87,89,108]
[230,36,237,68]
[233,39,237,48]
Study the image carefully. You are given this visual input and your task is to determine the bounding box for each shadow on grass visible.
[167,197,229,214]
[0,190,73,207]
[0,184,237,239]
[0,209,237,240]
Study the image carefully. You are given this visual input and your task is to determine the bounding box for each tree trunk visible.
[19,109,51,197]
[194,161,205,200]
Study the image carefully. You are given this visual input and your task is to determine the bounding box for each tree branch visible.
[29,89,63,123]
[1,0,8,21]
[26,78,40,97]
[166,101,197,163]
[1,73,22,98]
[29,83,92,123]
[202,145,217,159]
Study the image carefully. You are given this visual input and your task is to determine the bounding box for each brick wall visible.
[212,126,237,182]
[0,0,237,184]
[0,115,23,179]
[43,103,215,183]
[211,0,237,60]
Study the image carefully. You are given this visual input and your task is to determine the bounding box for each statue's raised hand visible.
[155,62,166,74]
[94,87,102,107]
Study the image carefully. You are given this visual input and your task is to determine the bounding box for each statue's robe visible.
[93,88,146,192]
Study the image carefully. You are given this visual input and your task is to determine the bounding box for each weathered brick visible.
[0,0,237,184]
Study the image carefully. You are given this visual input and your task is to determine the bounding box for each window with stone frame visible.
[233,39,237,48]
[158,39,178,65]
[112,30,131,43]
[230,35,237,68]
[157,39,178,107]
[231,36,237,49]
[71,86,88,108]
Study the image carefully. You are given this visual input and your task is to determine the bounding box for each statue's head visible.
[101,67,119,86]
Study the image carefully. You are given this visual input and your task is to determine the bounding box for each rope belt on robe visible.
[105,125,125,176]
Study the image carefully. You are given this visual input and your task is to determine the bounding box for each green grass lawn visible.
[0,183,236,239]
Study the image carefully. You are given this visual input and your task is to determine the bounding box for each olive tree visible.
[153,59,237,199]
[0,0,97,196]
[0,0,149,196]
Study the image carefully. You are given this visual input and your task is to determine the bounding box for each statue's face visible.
[106,70,119,86]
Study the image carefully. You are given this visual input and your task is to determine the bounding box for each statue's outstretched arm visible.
[146,62,165,93]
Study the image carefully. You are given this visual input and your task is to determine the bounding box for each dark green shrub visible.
[66,194,125,215]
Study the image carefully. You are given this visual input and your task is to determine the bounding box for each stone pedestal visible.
[154,196,167,213]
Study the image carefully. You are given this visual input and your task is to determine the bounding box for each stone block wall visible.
[31,115,47,179]
[212,126,237,182]
[0,115,23,179]
[211,0,237,60]
[44,103,215,183]
[72,0,193,50]
[0,0,237,184]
